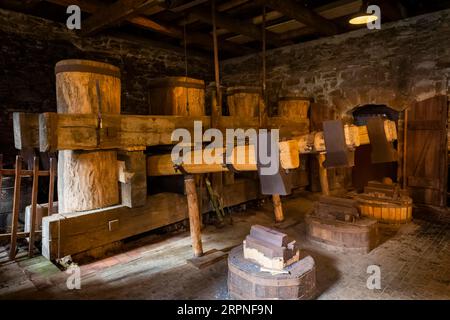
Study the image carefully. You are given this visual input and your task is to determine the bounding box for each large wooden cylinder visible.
[148,77,205,116]
[278,96,310,120]
[227,86,262,117]
[55,59,121,213]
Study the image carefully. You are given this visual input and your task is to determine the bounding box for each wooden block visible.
[108,219,119,232]
[41,179,259,260]
[186,249,228,269]
[13,113,39,150]
[118,151,147,208]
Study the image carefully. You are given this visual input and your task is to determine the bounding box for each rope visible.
[183,17,190,115]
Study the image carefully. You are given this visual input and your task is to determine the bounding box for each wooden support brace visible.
[184,175,203,257]
[41,179,258,259]
[272,194,284,222]
[9,155,22,260]
[317,152,329,196]
[28,157,39,257]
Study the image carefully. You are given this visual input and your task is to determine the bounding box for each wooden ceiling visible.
[1,0,450,59]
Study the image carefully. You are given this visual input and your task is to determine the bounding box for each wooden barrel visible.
[226,86,262,117]
[148,77,205,116]
[305,214,379,254]
[354,194,413,224]
[228,245,316,300]
[55,59,121,213]
[278,96,310,120]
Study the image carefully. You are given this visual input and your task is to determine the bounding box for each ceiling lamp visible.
[349,1,379,25]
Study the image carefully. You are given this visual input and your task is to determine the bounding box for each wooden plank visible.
[406,96,448,207]
[39,113,212,151]
[37,112,309,151]
[257,0,338,36]
[81,0,164,36]
[48,158,56,215]
[408,176,440,190]
[13,113,39,150]
[41,178,258,260]
[0,231,42,242]
[187,249,228,269]
[28,157,39,257]
[189,6,287,47]
[47,0,251,54]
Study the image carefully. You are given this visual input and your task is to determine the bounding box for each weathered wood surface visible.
[13,113,39,150]
[278,97,310,120]
[146,121,397,176]
[405,96,448,207]
[42,178,259,260]
[227,86,262,118]
[184,175,203,257]
[305,214,379,254]
[39,113,211,151]
[118,151,147,208]
[55,59,121,213]
[228,245,316,300]
[16,112,309,151]
[148,77,205,116]
[354,194,413,224]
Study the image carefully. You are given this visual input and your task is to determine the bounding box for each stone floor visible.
[0,192,449,300]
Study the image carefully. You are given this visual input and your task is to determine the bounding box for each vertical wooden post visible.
[184,175,203,257]
[28,156,39,257]
[211,3,224,216]
[0,154,3,207]
[48,157,56,215]
[402,109,408,189]
[9,155,22,260]
[272,194,284,222]
[317,153,329,195]
[260,6,282,222]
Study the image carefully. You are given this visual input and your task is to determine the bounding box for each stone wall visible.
[0,8,213,165]
[221,9,450,116]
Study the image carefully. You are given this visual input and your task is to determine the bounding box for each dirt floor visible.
[0,192,449,300]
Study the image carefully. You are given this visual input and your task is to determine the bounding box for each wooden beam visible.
[46,0,251,54]
[13,113,39,150]
[257,0,338,36]
[81,0,165,36]
[41,179,259,259]
[16,112,396,159]
[146,121,398,176]
[37,112,212,151]
[32,112,309,152]
[189,6,287,47]
[178,0,249,26]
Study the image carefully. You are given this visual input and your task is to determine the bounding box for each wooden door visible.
[406,95,448,207]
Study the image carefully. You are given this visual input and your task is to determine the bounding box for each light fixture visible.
[348,1,379,25]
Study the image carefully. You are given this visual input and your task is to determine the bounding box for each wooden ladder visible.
[0,154,56,260]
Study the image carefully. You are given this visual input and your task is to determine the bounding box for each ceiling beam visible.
[45,0,253,55]
[81,0,165,36]
[178,0,249,26]
[188,6,287,47]
[256,0,339,36]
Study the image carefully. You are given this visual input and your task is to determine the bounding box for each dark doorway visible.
[351,105,399,192]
